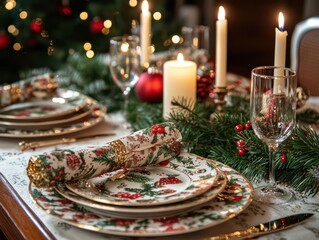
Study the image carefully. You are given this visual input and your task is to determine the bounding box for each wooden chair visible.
[291,17,319,96]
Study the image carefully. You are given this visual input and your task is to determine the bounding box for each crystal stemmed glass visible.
[109,35,141,128]
[250,66,297,205]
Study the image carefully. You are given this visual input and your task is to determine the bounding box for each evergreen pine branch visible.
[125,94,319,196]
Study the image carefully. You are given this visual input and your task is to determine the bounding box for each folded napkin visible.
[0,73,58,109]
[27,122,183,188]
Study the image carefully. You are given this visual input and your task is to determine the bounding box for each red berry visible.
[245,121,252,130]
[280,153,287,163]
[157,126,165,134]
[238,148,246,156]
[151,125,158,133]
[235,124,244,132]
[236,139,245,148]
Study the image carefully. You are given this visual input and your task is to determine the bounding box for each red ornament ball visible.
[238,148,246,156]
[135,70,163,103]
[90,18,104,33]
[235,124,244,132]
[30,19,44,33]
[0,33,10,49]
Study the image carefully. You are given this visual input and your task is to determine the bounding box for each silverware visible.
[207,213,313,240]
[19,133,115,151]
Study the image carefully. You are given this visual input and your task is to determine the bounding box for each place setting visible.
[27,122,253,237]
[0,74,106,139]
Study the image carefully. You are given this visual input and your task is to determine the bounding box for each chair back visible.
[291,17,319,96]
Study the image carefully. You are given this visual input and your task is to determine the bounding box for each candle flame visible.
[218,6,225,20]
[142,0,149,13]
[177,53,184,62]
[278,12,284,31]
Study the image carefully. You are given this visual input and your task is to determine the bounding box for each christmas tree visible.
[0,0,182,84]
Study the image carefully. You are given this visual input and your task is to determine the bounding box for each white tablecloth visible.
[1,107,319,240]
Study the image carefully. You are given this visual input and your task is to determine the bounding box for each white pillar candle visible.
[274,12,287,93]
[215,6,227,87]
[140,0,151,68]
[163,53,197,118]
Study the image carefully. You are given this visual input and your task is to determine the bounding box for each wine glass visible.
[250,66,297,205]
[109,35,141,128]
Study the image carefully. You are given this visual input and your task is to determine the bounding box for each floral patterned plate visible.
[29,155,253,237]
[55,165,227,219]
[0,102,95,130]
[0,88,88,121]
[65,154,218,206]
[0,105,105,138]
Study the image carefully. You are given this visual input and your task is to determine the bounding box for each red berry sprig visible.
[235,121,252,132]
[151,124,165,134]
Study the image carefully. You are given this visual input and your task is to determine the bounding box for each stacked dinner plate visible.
[0,88,105,138]
[29,153,254,237]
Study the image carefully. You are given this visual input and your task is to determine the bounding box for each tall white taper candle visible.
[215,6,227,87]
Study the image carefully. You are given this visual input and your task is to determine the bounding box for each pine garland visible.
[127,96,319,196]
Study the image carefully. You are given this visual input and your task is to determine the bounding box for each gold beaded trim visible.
[27,156,50,188]
[109,139,127,168]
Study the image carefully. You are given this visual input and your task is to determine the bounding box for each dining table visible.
[1,78,319,240]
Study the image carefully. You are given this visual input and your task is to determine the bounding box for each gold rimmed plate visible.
[0,104,105,138]
[65,154,219,207]
[0,88,88,121]
[0,102,95,130]
[55,166,227,219]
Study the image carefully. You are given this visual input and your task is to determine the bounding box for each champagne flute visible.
[109,35,141,128]
[250,66,297,205]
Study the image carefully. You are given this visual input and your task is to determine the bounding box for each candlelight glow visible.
[142,0,149,14]
[278,12,284,31]
[171,35,180,44]
[121,42,129,53]
[218,6,225,20]
[177,53,184,62]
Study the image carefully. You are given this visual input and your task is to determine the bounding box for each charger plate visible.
[0,105,105,138]
[29,154,253,237]
[65,154,218,206]
[0,88,88,121]
[55,167,227,219]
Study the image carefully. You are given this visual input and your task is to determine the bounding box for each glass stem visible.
[268,144,278,185]
[123,87,130,120]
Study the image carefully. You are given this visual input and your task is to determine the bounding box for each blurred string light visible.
[83,42,92,51]
[171,35,180,44]
[102,28,109,35]
[153,12,161,20]
[80,12,88,20]
[86,50,94,58]
[5,0,16,10]
[19,11,28,19]
[129,0,137,7]
[8,25,19,36]
[13,42,22,51]
[104,20,112,28]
